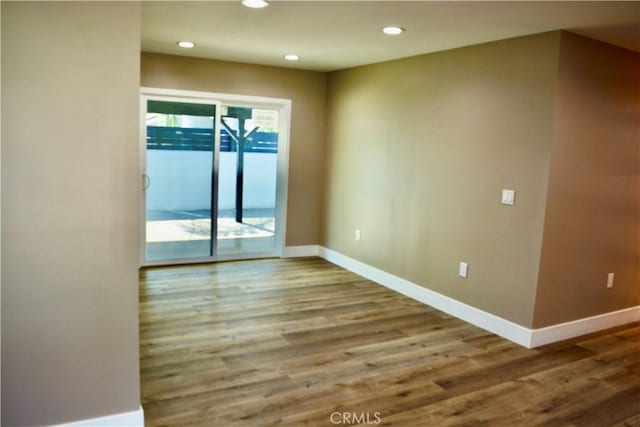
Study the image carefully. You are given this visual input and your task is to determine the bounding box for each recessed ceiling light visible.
[382,26,405,36]
[177,41,195,48]
[284,54,300,61]
[241,0,269,8]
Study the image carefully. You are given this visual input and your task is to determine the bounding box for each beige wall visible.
[0,2,3,420]
[1,2,141,425]
[323,33,561,327]
[533,33,640,327]
[141,53,327,246]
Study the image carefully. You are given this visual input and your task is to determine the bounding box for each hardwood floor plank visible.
[139,258,640,426]
[612,413,640,427]
[537,385,640,427]
[433,345,595,395]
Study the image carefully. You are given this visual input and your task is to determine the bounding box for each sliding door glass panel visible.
[217,106,278,257]
[145,100,216,262]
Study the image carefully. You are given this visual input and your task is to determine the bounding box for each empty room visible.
[2,1,639,426]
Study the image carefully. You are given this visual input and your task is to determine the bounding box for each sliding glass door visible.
[217,105,279,257]
[144,99,218,262]
[141,91,288,265]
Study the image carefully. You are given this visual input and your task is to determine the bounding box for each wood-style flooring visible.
[139,257,640,426]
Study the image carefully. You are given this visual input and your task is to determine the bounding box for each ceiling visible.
[142,1,640,72]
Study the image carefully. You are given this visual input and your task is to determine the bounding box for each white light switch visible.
[501,189,515,205]
[355,229,361,242]
[607,273,614,288]
[459,262,468,278]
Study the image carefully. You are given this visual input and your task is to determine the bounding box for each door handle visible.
[143,174,151,190]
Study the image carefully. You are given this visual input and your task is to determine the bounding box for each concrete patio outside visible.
[146,208,275,261]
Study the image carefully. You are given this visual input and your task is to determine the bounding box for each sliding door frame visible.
[139,87,291,267]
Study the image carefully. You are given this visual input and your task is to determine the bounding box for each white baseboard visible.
[282,245,320,258]
[318,247,534,347]
[317,246,640,348]
[530,306,640,347]
[51,405,144,427]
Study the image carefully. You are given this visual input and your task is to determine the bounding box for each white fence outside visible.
[147,150,277,211]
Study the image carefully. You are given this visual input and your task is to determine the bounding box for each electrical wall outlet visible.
[459,262,468,278]
[355,229,361,242]
[606,273,614,288]
[501,189,516,205]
